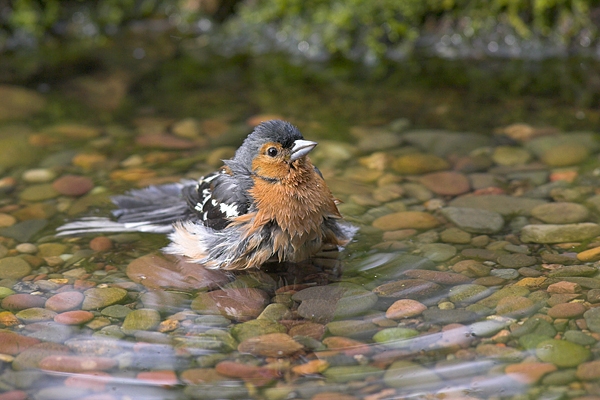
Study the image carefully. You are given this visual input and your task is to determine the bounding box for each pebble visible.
[22,168,56,183]
[385,299,427,320]
[237,333,303,357]
[536,339,591,367]
[15,243,37,254]
[584,307,600,333]
[505,362,556,384]
[2,294,46,311]
[372,211,440,231]
[577,247,600,262]
[540,143,590,166]
[81,287,128,310]
[0,213,16,227]
[373,327,419,348]
[121,309,161,333]
[576,360,600,381]
[45,291,84,312]
[392,153,449,174]
[440,227,471,244]
[448,284,490,304]
[15,308,57,323]
[89,237,113,251]
[440,207,504,234]
[0,332,40,355]
[521,223,600,243]
[419,171,470,195]
[449,194,546,216]
[19,184,59,201]
[39,355,117,373]
[383,360,441,389]
[495,296,535,317]
[0,257,31,280]
[52,175,94,196]
[419,243,457,262]
[497,254,537,268]
[323,365,384,384]
[530,202,590,224]
[492,146,532,166]
[373,279,442,301]
[402,269,471,285]
[191,288,269,320]
[54,310,95,325]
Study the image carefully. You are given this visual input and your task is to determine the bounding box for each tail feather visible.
[56,217,174,236]
[56,181,197,237]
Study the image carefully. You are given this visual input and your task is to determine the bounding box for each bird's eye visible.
[266,147,278,157]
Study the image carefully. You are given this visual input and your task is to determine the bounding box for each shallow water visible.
[1,33,600,400]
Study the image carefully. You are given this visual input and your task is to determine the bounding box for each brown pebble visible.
[89,237,113,252]
[45,291,84,312]
[1,294,46,311]
[39,355,117,373]
[385,299,427,320]
[547,281,581,294]
[0,331,40,355]
[54,310,95,325]
[52,175,94,196]
[547,302,587,319]
[505,362,557,384]
[137,370,178,386]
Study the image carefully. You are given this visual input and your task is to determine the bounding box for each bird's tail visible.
[56,181,195,236]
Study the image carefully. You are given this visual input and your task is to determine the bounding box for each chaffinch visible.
[58,120,357,270]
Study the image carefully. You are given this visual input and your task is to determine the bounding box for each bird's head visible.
[233,120,317,182]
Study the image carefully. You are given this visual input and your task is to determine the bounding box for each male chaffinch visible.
[58,120,357,270]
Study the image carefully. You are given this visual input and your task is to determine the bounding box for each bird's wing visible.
[183,170,251,230]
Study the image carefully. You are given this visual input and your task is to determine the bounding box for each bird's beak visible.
[290,139,317,161]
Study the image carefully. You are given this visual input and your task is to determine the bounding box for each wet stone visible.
[0,332,40,355]
[39,355,117,373]
[536,339,591,367]
[293,283,377,322]
[100,304,132,318]
[541,143,590,166]
[230,319,286,342]
[564,330,596,346]
[373,327,419,348]
[402,269,471,285]
[477,286,530,308]
[372,211,440,231]
[82,287,128,310]
[548,265,598,277]
[440,227,471,244]
[449,194,546,216]
[121,309,161,333]
[441,207,504,234]
[45,291,84,312]
[576,360,600,381]
[385,299,427,320]
[492,146,531,166]
[2,294,46,311]
[584,307,600,333]
[495,296,536,317]
[52,175,94,196]
[54,310,94,325]
[521,223,600,243]
[422,308,479,324]
[497,254,537,268]
[419,171,470,195]
[392,153,449,174]
[191,288,269,321]
[531,202,590,224]
[326,320,378,339]
[0,257,31,280]
[15,308,57,323]
[323,365,384,384]
[383,360,441,389]
[373,279,442,301]
[419,243,457,262]
[448,284,491,304]
[0,219,48,242]
[237,333,303,357]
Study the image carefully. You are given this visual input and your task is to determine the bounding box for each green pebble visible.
[536,339,591,367]
[373,328,419,348]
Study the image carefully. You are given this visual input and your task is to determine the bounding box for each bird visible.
[57,120,357,270]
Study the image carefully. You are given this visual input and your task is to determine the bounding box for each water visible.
[0,31,600,400]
